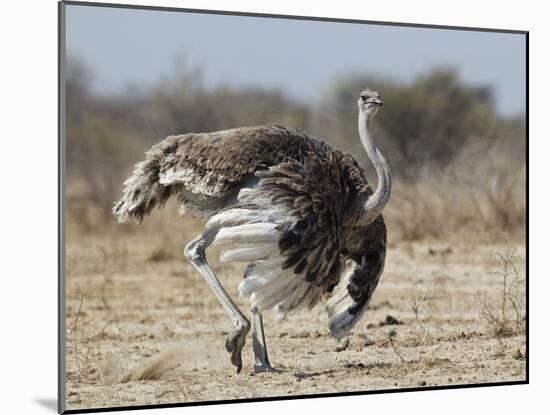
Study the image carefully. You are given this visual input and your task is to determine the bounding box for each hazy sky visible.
[66,4,526,116]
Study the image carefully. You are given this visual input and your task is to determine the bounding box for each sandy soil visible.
[64,217,526,411]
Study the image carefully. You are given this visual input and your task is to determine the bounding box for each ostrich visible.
[113,89,390,373]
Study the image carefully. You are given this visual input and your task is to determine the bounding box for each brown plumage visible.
[114,124,354,220]
[114,89,389,373]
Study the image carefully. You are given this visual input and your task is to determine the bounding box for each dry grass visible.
[382,137,525,242]
[480,249,526,339]
[66,295,96,382]
[387,174,524,242]
[412,276,437,329]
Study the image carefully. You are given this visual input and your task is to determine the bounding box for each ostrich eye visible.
[360,95,367,101]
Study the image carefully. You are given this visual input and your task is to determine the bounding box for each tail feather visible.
[113,143,175,223]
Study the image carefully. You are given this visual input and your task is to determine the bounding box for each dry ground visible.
[64,215,526,411]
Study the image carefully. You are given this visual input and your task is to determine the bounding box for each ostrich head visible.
[357,89,383,118]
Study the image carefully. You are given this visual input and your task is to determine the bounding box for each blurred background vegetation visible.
[66,58,525,242]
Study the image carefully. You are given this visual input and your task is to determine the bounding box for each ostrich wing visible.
[157,123,333,198]
[326,216,387,339]
[235,150,375,317]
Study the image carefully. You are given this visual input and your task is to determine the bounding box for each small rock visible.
[512,349,523,360]
[363,337,376,347]
[335,337,350,352]
[428,247,453,256]
[387,315,403,325]
[380,315,403,326]
[419,380,427,386]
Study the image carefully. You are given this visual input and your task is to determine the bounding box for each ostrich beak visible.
[367,99,383,108]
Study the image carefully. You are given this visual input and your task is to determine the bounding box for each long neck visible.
[357,110,392,226]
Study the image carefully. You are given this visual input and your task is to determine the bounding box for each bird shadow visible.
[34,398,57,413]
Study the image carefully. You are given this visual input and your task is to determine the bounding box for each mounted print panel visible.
[59,1,527,413]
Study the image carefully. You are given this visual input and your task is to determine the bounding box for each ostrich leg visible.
[251,307,279,373]
[184,226,250,373]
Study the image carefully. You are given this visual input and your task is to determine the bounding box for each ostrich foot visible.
[225,322,250,373]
